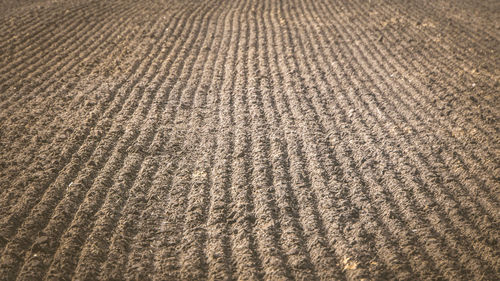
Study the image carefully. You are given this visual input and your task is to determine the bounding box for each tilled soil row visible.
[0,0,498,280]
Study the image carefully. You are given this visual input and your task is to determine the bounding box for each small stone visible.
[34,236,48,245]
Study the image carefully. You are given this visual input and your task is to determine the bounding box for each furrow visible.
[254,1,319,280]
[332,0,499,234]
[100,4,221,281]
[0,8,134,127]
[264,0,348,279]
[225,1,265,278]
[0,0,126,91]
[149,3,228,280]
[350,0,500,182]
[102,1,227,279]
[286,6,456,279]
[376,0,500,124]
[0,4,138,170]
[45,3,219,280]
[118,5,211,279]
[321,0,499,266]
[177,1,236,279]
[346,1,499,219]
[0,1,132,115]
[274,1,394,279]
[367,9,500,197]
[304,0,496,276]
[388,0,499,76]
[0,3,190,280]
[344,9,500,231]
[288,1,424,279]
[0,4,143,208]
[0,0,497,280]
[0,0,100,59]
[244,1,294,279]
[0,2,166,243]
[293,2,451,279]
[292,0,496,276]
[316,0,484,276]
[112,2,221,280]
[0,0,107,47]
[202,0,251,279]
[72,8,218,275]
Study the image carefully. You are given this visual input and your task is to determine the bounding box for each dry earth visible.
[0,0,499,280]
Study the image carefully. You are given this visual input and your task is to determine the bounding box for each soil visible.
[0,0,499,280]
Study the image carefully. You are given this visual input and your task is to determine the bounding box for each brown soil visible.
[0,0,499,280]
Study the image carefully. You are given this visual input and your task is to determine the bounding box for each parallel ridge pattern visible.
[0,0,498,280]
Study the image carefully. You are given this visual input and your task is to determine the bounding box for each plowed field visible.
[0,0,499,280]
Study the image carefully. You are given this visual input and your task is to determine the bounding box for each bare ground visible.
[0,0,499,280]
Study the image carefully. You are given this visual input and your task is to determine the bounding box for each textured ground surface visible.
[0,0,499,280]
